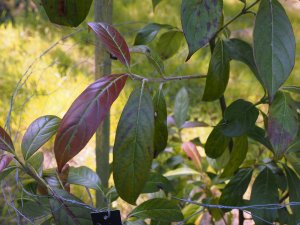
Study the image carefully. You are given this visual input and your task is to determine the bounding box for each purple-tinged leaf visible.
[0,154,13,173]
[55,74,128,172]
[268,91,298,159]
[22,115,61,160]
[182,142,201,169]
[0,126,14,153]
[88,22,131,68]
[181,121,209,129]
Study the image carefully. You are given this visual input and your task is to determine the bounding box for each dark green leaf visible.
[268,91,298,159]
[113,88,154,204]
[0,166,16,180]
[284,165,300,223]
[205,127,230,159]
[219,99,259,137]
[156,31,184,60]
[134,23,172,45]
[247,126,273,150]
[207,149,230,171]
[174,87,189,128]
[221,136,248,178]
[219,168,253,211]
[130,46,165,76]
[41,0,92,27]
[129,198,183,222]
[224,38,262,85]
[250,167,278,225]
[253,0,295,99]
[164,167,199,178]
[67,166,101,190]
[181,0,223,60]
[203,40,230,101]
[20,198,51,222]
[22,115,60,160]
[142,172,173,193]
[153,90,168,157]
[49,189,93,225]
[27,152,44,176]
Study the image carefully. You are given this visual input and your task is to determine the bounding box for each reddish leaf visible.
[0,126,14,153]
[182,142,201,169]
[54,74,128,172]
[88,22,131,68]
[0,154,13,173]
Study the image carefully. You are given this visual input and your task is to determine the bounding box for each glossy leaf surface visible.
[220,99,259,137]
[268,91,298,159]
[129,198,183,222]
[250,167,278,225]
[253,0,295,99]
[221,136,248,178]
[153,90,168,157]
[219,168,253,211]
[113,88,154,204]
[55,74,128,172]
[174,87,189,128]
[41,0,92,27]
[22,115,61,160]
[67,166,101,190]
[205,127,230,159]
[181,0,223,60]
[88,23,131,67]
[203,40,230,101]
[0,126,14,153]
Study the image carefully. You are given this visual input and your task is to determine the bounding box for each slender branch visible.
[130,73,207,83]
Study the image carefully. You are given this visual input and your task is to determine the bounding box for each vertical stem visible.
[94,0,113,208]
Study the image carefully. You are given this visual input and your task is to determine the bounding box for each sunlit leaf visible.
[88,23,131,68]
[41,0,92,27]
[181,0,223,60]
[0,126,14,153]
[113,87,154,204]
[153,90,168,157]
[182,142,201,169]
[253,0,295,100]
[247,126,273,151]
[55,74,128,172]
[268,91,298,159]
[203,40,230,101]
[22,115,60,160]
[67,166,101,190]
[129,198,183,222]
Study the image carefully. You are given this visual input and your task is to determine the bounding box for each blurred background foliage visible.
[0,0,299,224]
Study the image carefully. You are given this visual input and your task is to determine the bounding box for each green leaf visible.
[224,38,262,85]
[67,166,101,190]
[268,91,298,159]
[129,198,183,222]
[253,0,295,99]
[153,90,168,157]
[164,167,199,178]
[20,198,51,223]
[125,220,147,225]
[113,88,154,204]
[282,86,300,94]
[219,168,253,211]
[219,99,259,137]
[22,115,61,160]
[142,172,173,193]
[182,204,203,224]
[174,87,189,128]
[27,152,44,176]
[247,126,273,150]
[203,40,230,101]
[41,0,92,27]
[250,167,278,225]
[134,23,172,45]
[152,0,164,11]
[221,136,248,178]
[130,46,165,76]
[181,0,223,60]
[156,31,184,60]
[284,165,300,223]
[205,127,230,159]
[207,149,230,170]
[49,189,93,225]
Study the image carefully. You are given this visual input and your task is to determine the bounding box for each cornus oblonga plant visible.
[0,0,300,224]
